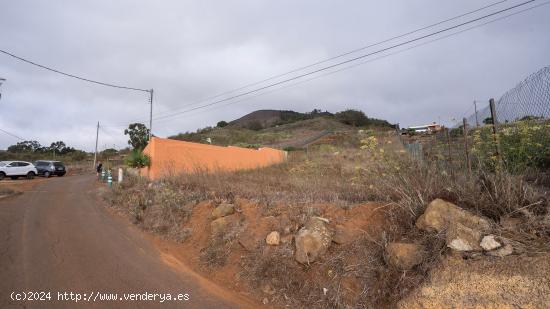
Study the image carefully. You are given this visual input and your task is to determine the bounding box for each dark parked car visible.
[34,160,66,177]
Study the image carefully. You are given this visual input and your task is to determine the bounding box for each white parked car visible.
[0,161,38,180]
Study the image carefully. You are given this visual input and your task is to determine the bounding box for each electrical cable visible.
[152,1,550,128]
[152,0,537,123]
[127,0,514,122]
[0,128,26,141]
[0,50,149,92]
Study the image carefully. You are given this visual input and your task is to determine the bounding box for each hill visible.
[230,109,333,130]
[169,109,394,149]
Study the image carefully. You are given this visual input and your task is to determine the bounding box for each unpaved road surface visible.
[0,175,250,308]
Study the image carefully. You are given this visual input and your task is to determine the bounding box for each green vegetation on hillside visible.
[169,109,394,148]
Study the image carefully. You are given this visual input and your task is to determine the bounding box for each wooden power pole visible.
[93,122,99,169]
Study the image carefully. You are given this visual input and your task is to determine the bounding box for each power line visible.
[153,1,550,128]
[1,46,155,139]
[0,128,26,141]
[124,0,513,123]
[151,0,537,123]
[99,126,122,140]
[0,49,150,92]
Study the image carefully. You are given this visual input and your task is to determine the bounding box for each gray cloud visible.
[1,0,549,151]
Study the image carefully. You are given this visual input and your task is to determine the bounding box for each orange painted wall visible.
[141,137,287,179]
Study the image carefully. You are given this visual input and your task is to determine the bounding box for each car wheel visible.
[44,171,51,178]
[10,176,18,180]
[0,172,5,180]
[58,173,65,177]
[27,172,35,179]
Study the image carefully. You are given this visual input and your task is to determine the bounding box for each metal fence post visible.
[463,117,471,173]
[445,128,453,169]
[489,98,501,162]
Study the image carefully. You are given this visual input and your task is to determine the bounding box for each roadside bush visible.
[125,150,151,168]
[234,143,261,149]
[471,120,550,172]
[108,130,549,308]
[283,146,301,152]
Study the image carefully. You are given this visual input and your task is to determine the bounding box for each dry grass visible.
[107,133,549,308]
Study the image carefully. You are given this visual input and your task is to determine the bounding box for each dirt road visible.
[0,175,251,308]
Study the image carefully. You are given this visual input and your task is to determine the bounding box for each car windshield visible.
[0,162,6,167]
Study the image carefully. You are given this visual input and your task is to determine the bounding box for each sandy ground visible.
[399,253,550,308]
[0,177,48,195]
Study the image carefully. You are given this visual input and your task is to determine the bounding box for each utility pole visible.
[149,89,154,141]
[93,122,99,169]
[474,100,479,127]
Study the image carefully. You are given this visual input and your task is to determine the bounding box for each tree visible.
[518,115,542,121]
[124,123,150,150]
[101,148,118,159]
[333,109,392,128]
[7,140,42,153]
[483,117,493,125]
[335,109,369,127]
[60,146,76,155]
[217,120,228,128]
[49,141,66,154]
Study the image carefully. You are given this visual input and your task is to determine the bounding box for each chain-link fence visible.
[401,65,550,172]
[466,66,550,126]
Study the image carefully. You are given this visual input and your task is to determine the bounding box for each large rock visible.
[480,235,502,251]
[295,217,332,264]
[211,203,235,219]
[266,231,280,245]
[446,222,483,251]
[416,199,491,233]
[210,215,238,236]
[386,242,425,270]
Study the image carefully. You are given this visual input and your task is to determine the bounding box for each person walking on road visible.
[96,161,103,176]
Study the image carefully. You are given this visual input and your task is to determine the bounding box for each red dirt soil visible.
[136,199,387,307]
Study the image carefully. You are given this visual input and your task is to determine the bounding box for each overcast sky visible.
[1,0,549,151]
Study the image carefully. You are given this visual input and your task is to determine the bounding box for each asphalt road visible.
[0,175,249,308]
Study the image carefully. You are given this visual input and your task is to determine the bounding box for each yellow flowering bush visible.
[360,136,378,151]
[471,120,550,171]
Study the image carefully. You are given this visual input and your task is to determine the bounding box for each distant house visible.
[406,122,442,133]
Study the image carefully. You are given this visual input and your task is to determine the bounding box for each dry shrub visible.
[109,175,194,241]
[200,221,244,268]
[361,153,549,306]
[241,235,408,308]
[369,156,548,225]
[108,139,549,308]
